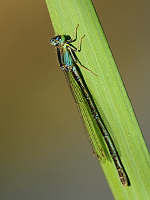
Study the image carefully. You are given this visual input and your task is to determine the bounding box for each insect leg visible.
[66,24,79,43]
[68,47,97,76]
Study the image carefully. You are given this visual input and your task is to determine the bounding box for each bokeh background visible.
[0,1,150,199]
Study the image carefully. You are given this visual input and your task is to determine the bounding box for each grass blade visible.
[45,0,150,199]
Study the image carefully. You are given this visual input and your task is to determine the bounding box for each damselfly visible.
[50,25,128,187]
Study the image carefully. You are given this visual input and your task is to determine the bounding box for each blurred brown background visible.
[0,1,150,199]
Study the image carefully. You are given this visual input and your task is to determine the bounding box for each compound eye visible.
[56,36,60,41]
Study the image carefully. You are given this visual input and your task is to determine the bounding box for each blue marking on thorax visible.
[63,48,73,68]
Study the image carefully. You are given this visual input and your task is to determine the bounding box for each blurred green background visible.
[0,1,150,199]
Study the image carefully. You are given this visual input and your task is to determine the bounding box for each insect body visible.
[50,25,128,187]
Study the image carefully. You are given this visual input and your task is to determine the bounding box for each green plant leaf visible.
[45,0,150,199]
